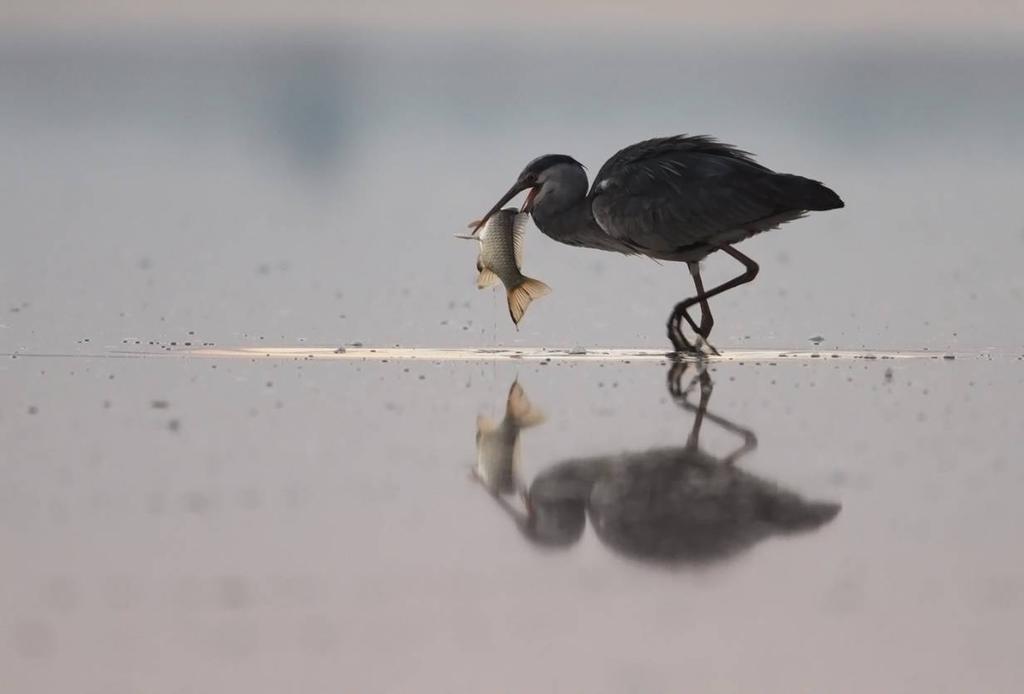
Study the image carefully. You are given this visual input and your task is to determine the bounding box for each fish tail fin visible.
[506,381,545,428]
[506,277,551,326]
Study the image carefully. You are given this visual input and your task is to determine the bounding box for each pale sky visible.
[4,0,1023,33]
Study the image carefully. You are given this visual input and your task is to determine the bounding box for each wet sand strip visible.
[3,347,974,362]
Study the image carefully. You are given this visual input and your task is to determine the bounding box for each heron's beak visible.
[470,179,537,235]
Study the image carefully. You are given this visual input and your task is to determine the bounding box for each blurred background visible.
[2,1,1023,353]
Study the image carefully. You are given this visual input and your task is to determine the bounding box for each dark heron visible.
[471,135,844,354]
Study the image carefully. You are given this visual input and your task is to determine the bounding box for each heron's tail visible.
[776,174,844,211]
[507,277,551,326]
[764,495,841,532]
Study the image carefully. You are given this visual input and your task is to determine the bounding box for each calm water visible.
[4,350,1024,692]
[2,28,1024,693]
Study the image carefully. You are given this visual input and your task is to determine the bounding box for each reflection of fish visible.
[457,208,550,326]
[473,381,545,496]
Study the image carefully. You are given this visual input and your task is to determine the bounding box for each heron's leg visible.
[668,265,711,338]
[666,278,703,357]
[669,244,760,352]
[688,262,714,339]
[666,311,696,355]
[681,262,721,356]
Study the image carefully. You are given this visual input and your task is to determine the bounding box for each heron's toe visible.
[697,336,721,357]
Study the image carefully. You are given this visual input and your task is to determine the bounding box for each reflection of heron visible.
[474,365,840,565]
[470,136,843,354]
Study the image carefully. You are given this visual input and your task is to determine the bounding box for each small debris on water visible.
[151,400,170,409]
[809,335,825,345]
[168,419,181,433]
[884,368,894,383]
[942,354,956,360]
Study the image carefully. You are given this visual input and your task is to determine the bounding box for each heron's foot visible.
[667,330,703,359]
[667,319,715,359]
[695,335,721,357]
[667,313,696,356]
[668,344,711,360]
[668,298,720,358]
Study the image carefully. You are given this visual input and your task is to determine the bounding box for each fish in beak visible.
[470,177,539,236]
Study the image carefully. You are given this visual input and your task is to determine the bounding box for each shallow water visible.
[3,26,1024,694]
[3,348,1024,693]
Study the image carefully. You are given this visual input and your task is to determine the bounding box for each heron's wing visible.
[589,135,770,194]
[589,135,794,252]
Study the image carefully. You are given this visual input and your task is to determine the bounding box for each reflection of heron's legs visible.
[667,363,757,464]
[712,412,758,465]
[686,375,711,448]
[668,361,708,447]
[666,360,704,400]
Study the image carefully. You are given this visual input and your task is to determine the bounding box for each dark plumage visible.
[473,134,844,353]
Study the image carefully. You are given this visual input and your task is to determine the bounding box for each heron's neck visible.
[531,168,589,232]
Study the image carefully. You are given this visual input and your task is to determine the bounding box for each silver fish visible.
[472,381,545,496]
[457,208,551,326]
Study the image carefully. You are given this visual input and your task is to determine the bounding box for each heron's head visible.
[471,154,584,234]
[519,497,586,548]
